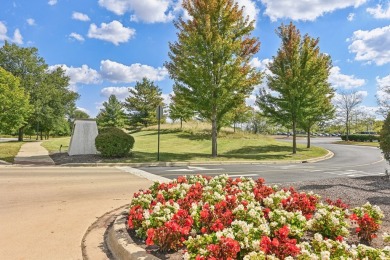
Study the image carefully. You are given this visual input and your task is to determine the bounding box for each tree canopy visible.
[0,67,31,132]
[165,0,261,157]
[124,78,164,128]
[97,94,126,128]
[0,41,78,140]
[256,23,333,153]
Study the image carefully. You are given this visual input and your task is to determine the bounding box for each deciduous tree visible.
[334,90,364,141]
[256,23,333,153]
[165,0,261,157]
[0,67,31,132]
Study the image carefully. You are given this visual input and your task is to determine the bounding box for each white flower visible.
[320,250,330,260]
[314,233,323,242]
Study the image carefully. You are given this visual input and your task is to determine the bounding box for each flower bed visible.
[127,175,390,259]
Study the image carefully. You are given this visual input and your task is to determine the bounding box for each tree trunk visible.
[233,123,236,133]
[211,117,218,158]
[292,121,297,154]
[18,127,24,142]
[346,112,349,141]
[307,128,311,148]
[180,118,183,129]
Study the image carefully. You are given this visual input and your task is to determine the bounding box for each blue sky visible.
[1,0,390,118]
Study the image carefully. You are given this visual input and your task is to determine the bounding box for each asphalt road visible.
[139,137,387,184]
[0,166,153,260]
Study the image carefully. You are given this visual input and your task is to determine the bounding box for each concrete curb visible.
[106,213,159,260]
[59,150,334,168]
[0,160,11,165]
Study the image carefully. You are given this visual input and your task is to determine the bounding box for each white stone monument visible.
[68,119,98,156]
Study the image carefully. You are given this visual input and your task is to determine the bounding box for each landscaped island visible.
[127,175,390,259]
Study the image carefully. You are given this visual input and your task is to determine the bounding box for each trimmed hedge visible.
[340,134,380,142]
[95,127,135,157]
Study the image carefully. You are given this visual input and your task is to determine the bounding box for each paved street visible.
[0,166,153,260]
[139,138,387,183]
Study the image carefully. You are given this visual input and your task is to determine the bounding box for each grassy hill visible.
[41,122,327,163]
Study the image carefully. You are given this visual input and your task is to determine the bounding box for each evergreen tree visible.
[97,95,126,128]
[165,0,261,157]
[124,78,164,128]
[169,85,194,129]
[256,23,333,153]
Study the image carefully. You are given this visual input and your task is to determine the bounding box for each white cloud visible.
[347,13,355,21]
[162,92,172,107]
[98,0,174,23]
[72,12,90,22]
[48,0,57,6]
[235,0,260,23]
[261,0,367,21]
[329,66,365,89]
[87,20,135,45]
[250,57,271,71]
[0,22,23,44]
[376,74,390,105]
[348,25,390,65]
[367,4,390,19]
[100,86,130,100]
[27,18,36,26]
[69,32,85,42]
[13,29,23,44]
[0,22,7,41]
[100,60,168,83]
[49,64,101,87]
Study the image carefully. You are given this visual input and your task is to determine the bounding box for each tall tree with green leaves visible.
[33,67,79,139]
[256,23,333,153]
[0,67,32,133]
[97,94,126,128]
[0,41,47,140]
[165,0,261,157]
[124,78,164,128]
[169,85,194,129]
[380,112,390,168]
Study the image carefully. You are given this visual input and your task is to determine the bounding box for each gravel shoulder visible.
[284,175,390,249]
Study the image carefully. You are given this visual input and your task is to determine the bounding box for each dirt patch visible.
[50,152,103,165]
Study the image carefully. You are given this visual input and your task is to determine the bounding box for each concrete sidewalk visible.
[14,141,55,165]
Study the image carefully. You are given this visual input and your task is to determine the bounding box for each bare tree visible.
[334,91,364,141]
[377,85,390,118]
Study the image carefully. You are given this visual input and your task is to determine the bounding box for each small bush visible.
[95,127,135,157]
[340,134,380,142]
[380,112,390,163]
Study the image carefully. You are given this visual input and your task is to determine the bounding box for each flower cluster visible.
[350,202,384,242]
[127,175,389,259]
[306,203,349,240]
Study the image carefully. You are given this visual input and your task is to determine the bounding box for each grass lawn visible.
[0,141,24,163]
[333,140,380,148]
[42,125,327,162]
[41,137,70,153]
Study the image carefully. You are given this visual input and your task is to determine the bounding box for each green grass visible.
[41,137,70,153]
[0,141,24,163]
[42,124,327,162]
[334,140,380,148]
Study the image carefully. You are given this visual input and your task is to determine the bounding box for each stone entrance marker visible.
[68,119,98,156]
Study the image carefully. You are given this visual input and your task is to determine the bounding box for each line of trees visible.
[0,41,79,140]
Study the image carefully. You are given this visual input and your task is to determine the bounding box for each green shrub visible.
[340,134,380,142]
[380,112,390,163]
[95,127,135,157]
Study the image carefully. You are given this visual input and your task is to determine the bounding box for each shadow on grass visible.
[127,146,299,162]
[139,129,184,136]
